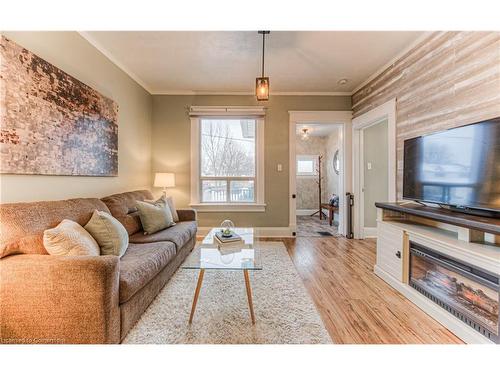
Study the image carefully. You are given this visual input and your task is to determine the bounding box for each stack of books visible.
[214,231,243,255]
[214,231,242,244]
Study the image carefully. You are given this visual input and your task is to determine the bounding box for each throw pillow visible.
[43,219,100,256]
[136,197,175,235]
[165,196,179,222]
[84,210,129,257]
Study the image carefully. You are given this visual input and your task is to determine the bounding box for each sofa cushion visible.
[84,210,129,257]
[100,190,154,235]
[165,196,179,222]
[119,241,176,303]
[0,198,110,258]
[129,221,197,251]
[43,219,100,256]
[136,197,175,234]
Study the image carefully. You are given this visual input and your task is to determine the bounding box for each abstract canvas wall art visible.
[0,36,118,176]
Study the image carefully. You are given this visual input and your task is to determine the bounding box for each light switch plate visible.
[367,162,372,170]
[277,163,283,172]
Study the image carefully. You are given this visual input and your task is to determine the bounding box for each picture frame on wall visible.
[0,36,119,177]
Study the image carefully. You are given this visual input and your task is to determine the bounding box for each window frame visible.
[199,118,257,203]
[296,154,319,177]
[189,107,266,212]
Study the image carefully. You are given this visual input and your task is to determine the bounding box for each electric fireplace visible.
[409,241,499,343]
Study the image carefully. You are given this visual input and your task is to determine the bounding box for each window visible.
[190,106,265,212]
[200,119,256,203]
[297,155,318,176]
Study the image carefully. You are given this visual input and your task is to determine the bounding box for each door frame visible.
[288,111,352,236]
[352,99,397,239]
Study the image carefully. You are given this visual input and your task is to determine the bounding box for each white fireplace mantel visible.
[374,204,500,344]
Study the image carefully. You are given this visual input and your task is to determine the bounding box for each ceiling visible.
[81,31,424,95]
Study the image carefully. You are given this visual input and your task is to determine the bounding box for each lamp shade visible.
[154,173,175,188]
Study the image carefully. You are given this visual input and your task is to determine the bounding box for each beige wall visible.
[363,120,388,227]
[352,31,500,198]
[152,95,351,227]
[1,32,153,203]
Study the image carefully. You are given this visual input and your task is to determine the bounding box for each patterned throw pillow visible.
[136,197,175,235]
[43,219,100,256]
[84,210,129,257]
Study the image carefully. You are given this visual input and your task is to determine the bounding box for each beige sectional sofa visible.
[0,190,197,344]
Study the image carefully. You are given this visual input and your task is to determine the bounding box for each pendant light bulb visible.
[256,31,270,101]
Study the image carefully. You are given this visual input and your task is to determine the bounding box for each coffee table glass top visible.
[182,227,262,270]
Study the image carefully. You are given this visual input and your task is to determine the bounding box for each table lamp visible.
[154,172,175,197]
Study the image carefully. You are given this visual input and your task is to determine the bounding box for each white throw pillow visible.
[43,219,100,256]
[84,210,129,257]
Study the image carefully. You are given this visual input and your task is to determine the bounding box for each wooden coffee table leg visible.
[243,270,256,324]
[189,269,205,324]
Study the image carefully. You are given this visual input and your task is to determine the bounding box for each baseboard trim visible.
[363,227,378,238]
[296,209,316,215]
[197,226,293,238]
[296,209,329,216]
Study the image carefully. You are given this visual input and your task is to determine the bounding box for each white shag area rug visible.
[123,241,332,344]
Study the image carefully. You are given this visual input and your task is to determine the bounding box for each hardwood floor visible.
[282,237,463,344]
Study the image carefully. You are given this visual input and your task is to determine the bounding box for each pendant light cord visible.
[261,32,265,77]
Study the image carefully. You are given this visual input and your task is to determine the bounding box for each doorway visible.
[295,124,341,236]
[352,99,397,239]
[361,119,388,237]
[289,111,352,237]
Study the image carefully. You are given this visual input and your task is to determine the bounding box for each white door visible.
[360,119,389,238]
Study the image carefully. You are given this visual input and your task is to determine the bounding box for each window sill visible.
[189,203,266,212]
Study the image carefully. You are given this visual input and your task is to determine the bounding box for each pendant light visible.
[256,30,270,101]
[301,128,310,140]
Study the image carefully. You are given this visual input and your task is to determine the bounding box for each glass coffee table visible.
[182,227,261,324]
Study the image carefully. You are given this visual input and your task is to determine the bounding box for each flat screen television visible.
[403,117,500,216]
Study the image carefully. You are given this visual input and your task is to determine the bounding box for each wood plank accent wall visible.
[352,31,500,198]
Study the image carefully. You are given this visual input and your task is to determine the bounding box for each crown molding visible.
[152,90,254,95]
[152,90,352,96]
[78,31,153,94]
[271,91,351,96]
[351,31,434,94]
